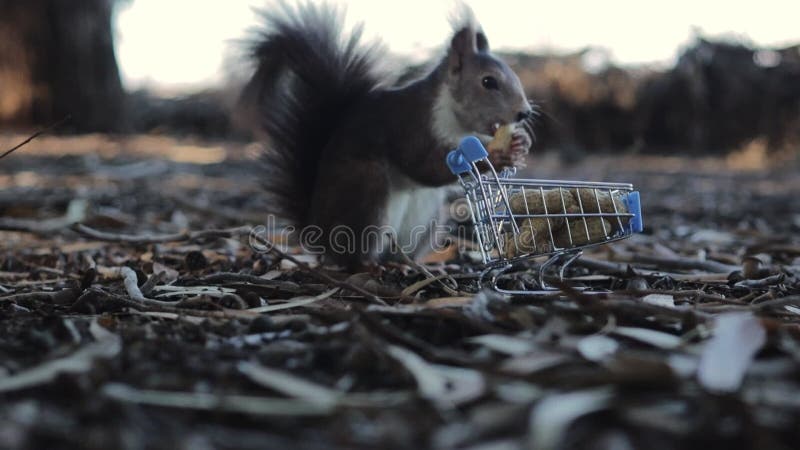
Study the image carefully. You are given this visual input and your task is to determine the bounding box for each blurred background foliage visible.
[0,0,798,157]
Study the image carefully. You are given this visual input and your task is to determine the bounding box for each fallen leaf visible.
[612,326,682,349]
[468,334,536,356]
[697,313,766,393]
[387,345,484,408]
[238,362,340,407]
[500,352,571,375]
[784,305,800,315]
[577,335,619,362]
[641,294,675,308]
[247,288,338,313]
[528,387,613,450]
[0,320,121,393]
[152,261,179,284]
[425,296,474,309]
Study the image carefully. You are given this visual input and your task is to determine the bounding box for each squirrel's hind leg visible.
[309,159,390,271]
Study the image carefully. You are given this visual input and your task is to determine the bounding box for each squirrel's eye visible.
[481,76,499,90]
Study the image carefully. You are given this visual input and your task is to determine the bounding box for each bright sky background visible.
[115,0,800,92]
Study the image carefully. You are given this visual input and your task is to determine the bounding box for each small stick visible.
[74,223,388,306]
[753,295,800,311]
[71,223,251,244]
[612,253,739,273]
[79,287,258,320]
[115,266,187,307]
[0,292,61,303]
[166,193,265,224]
[0,198,88,233]
[389,236,461,296]
[198,272,307,293]
[139,271,165,296]
[249,233,389,306]
[401,273,479,297]
[118,266,152,303]
[0,115,71,161]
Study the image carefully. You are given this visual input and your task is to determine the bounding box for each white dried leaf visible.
[667,353,699,378]
[152,261,179,284]
[528,388,613,450]
[387,345,484,408]
[465,290,508,322]
[641,294,675,308]
[0,319,121,393]
[501,352,571,375]
[238,362,340,408]
[689,229,734,245]
[612,326,682,349]
[784,305,800,315]
[697,313,766,393]
[261,270,284,280]
[494,382,543,404]
[102,383,333,416]
[279,254,319,270]
[468,334,536,356]
[247,288,338,313]
[577,335,619,362]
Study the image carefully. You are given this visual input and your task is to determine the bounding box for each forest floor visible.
[1,133,799,450]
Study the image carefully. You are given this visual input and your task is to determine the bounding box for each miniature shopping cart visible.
[447,137,643,294]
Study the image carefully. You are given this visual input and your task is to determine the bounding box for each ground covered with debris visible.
[1,134,799,450]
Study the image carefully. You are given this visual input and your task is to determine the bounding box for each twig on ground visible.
[247,288,339,313]
[71,223,251,244]
[0,291,64,304]
[138,270,165,296]
[401,273,480,297]
[0,199,88,233]
[611,253,739,273]
[389,236,461,297]
[249,233,389,306]
[237,361,412,408]
[119,266,147,302]
[0,115,71,161]
[198,272,307,293]
[753,295,800,311]
[576,257,731,282]
[73,223,388,306]
[77,286,259,320]
[166,192,265,224]
[0,320,120,393]
[102,383,334,416]
[114,266,192,307]
[0,271,32,281]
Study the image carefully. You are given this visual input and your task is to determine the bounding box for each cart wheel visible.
[538,251,583,290]
[480,262,553,295]
[479,264,511,292]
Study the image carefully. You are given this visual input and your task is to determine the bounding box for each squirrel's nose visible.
[516,109,533,122]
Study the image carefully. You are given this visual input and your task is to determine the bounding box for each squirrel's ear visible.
[448,27,475,74]
[476,31,489,53]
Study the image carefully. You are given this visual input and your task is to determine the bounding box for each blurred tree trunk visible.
[0,0,126,132]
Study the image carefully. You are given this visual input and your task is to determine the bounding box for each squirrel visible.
[240,2,535,270]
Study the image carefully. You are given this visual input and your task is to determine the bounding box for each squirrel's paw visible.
[490,128,531,169]
[489,151,526,169]
[510,128,532,155]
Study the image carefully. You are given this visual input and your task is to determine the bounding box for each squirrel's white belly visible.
[383,171,449,259]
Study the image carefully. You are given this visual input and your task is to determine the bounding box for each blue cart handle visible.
[447,136,489,175]
[625,191,644,233]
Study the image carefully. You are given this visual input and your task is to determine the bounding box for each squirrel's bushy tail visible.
[241,1,387,226]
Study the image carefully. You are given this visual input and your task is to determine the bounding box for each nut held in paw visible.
[488,124,516,153]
